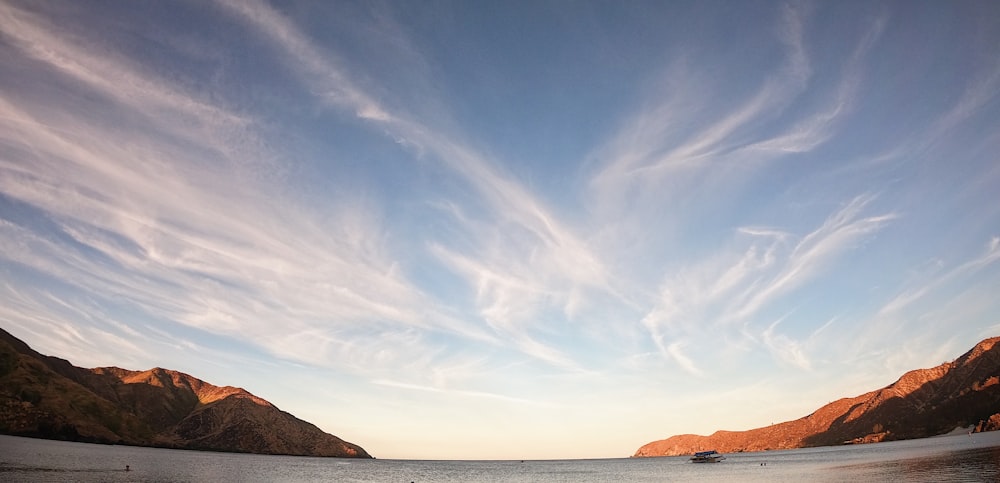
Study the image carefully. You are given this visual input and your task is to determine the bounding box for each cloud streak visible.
[733,195,896,320]
[372,379,561,408]
[0,1,498,381]
[211,0,619,370]
[638,193,895,372]
[744,14,885,154]
[2,0,998,460]
[591,3,813,197]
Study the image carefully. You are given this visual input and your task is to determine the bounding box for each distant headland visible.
[0,327,371,458]
[634,336,1000,457]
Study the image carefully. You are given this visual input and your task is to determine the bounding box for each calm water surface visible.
[2,431,999,482]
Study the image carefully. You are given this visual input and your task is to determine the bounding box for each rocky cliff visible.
[634,336,1000,457]
[0,327,371,458]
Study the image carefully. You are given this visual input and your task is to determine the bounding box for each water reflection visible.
[834,444,1000,482]
[4,432,1000,482]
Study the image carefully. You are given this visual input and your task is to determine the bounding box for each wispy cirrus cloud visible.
[590,3,813,199]
[762,314,812,370]
[0,1,497,379]
[212,0,391,123]
[588,4,889,226]
[878,236,1000,318]
[744,14,885,154]
[928,59,1000,145]
[731,194,896,321]
[638,194,895,373]
[852,237,1000,375]
[1,0,998,460]
[372,378,562,408]
[211,0,617,371]
[0,3,252,162]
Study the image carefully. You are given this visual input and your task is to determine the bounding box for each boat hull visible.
[690,450,725,463]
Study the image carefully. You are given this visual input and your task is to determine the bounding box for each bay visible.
[2,431,998,482]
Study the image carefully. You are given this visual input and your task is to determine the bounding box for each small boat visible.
[690,450,726,463]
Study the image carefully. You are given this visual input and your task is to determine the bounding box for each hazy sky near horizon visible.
[1,0,999,459]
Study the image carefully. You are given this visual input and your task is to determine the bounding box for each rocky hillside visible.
[0,327,371,458]
[634,336,1000,457]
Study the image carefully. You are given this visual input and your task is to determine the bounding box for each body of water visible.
[2,431,999,482]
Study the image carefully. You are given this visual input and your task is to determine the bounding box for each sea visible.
[2,431,999,482]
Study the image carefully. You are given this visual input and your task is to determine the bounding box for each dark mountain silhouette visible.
[634,336,1000,457]
[0,327,371,458]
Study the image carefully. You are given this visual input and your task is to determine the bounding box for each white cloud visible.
[0,3,251,161]
[637,194,894,373]
[667,341,702,375]
[745,14,884,154]
[762,316,812,370]
[212,0,388,124]
[877,235,1000,318]
[372,379,560,408]
[929,59,1000,141]
[731,195,895,320]
[0,2,501,381]
[591,2,814,200]
[3,0,999,460]
[211,0,621,370]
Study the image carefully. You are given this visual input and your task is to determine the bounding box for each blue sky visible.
[1,0,999,460]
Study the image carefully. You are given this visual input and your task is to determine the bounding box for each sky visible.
[1,0,999,460]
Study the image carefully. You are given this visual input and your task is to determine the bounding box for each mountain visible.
[634,336,1000,457]
[0,327,372,458]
